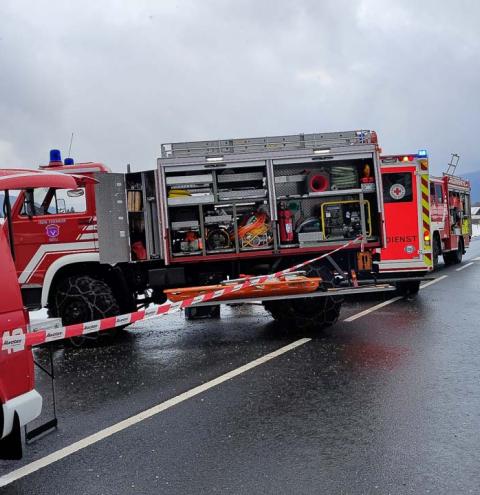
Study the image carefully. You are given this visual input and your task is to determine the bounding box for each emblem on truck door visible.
[389,183,406,200]
[46,224,60,239]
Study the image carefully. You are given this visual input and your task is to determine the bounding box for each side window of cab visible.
[20,187,86,216]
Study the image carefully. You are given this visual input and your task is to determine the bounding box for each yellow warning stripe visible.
[420,173,432,267]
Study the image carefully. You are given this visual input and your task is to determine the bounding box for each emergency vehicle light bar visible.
[381,151,428,163]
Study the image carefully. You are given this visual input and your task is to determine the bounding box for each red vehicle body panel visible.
[1,170,83,403]
[0,231,32,402]
[381,165,421,265]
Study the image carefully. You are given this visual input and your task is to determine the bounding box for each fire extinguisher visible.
[279,202,294,243]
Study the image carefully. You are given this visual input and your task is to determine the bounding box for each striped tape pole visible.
[1,236,363,353]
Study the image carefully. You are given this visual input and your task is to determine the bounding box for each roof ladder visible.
[445,153,460,176]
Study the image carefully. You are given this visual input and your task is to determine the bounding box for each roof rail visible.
[161,130,377,159]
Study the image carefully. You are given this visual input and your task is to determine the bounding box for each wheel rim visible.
[61,298,92,325]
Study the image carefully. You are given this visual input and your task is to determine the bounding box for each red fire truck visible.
[378,151,471,293]
[0,169,84,459]
[2,131,393,331]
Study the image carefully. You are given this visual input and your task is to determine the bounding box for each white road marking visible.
[344,274,449,322]
[0,338,311,488]
[472,257,480,261]
[456,262,474,272]
[420,274,448,289]
[343,296,403,322]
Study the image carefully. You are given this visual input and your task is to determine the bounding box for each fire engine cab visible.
[378,151,471,292]
[429,173,471,267]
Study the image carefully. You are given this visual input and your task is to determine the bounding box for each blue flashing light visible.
[64,157,75,165]
[417,149,428,158]
[49,149,62,163]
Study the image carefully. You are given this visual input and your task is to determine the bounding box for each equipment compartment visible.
[169,207,203,257]
[216,166,267,201]
[125,170,161,261]
[273,158,379,248]
[235,201,273,251]
[165,172,214,206]
[163,161,274,260]
[203,207,236,254]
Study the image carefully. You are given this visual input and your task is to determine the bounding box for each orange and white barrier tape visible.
[2,237,362,353]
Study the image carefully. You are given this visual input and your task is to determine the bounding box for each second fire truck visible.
[378,151,471,293]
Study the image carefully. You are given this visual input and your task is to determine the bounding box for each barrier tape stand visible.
[2,237,363,353]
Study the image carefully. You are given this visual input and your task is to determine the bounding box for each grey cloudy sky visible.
[1,0,479,174]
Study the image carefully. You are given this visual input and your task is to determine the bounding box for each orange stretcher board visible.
[164,276,322,303]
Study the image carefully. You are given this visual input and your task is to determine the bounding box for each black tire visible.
[51,276,121,345]
[443,252,454,266]
[444,239,463,266]
[264,296,341,331]
[0,414,22,460]
[432,234,441,270]
[264,262,342,331]
[396,280,421,297]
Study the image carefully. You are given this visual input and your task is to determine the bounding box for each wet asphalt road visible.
[2,242,480,494]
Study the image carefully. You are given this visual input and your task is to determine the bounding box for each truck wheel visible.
[51,276,121,345]
[264,262,342,332]
[264,295,342,331]
[444,239,463,266]
[396,280,421,297]
[432,235,441,270]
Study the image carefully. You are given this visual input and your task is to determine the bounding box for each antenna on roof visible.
[67,132,74,158]
[445,153,460,176]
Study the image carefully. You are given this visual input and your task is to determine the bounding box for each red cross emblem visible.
[389,183,406,200]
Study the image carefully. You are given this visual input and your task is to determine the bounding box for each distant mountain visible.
[463,171,480,204]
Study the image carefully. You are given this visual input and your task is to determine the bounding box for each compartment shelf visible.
[166,173,213,185]
[172,251,203,257]
[276,188,363,200]
[274,174,305,184]
[218,189,267,201]
[206,248,236,254]
[171,220,200,230]
[217,172,264,183]
[167,194,215,206]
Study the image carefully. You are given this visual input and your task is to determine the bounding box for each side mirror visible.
[66,188,84,198]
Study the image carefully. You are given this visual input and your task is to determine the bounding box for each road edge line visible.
[456,262,474,272]
[344,274,449,322]
[419,274,448,288]
[343,296,403,322]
